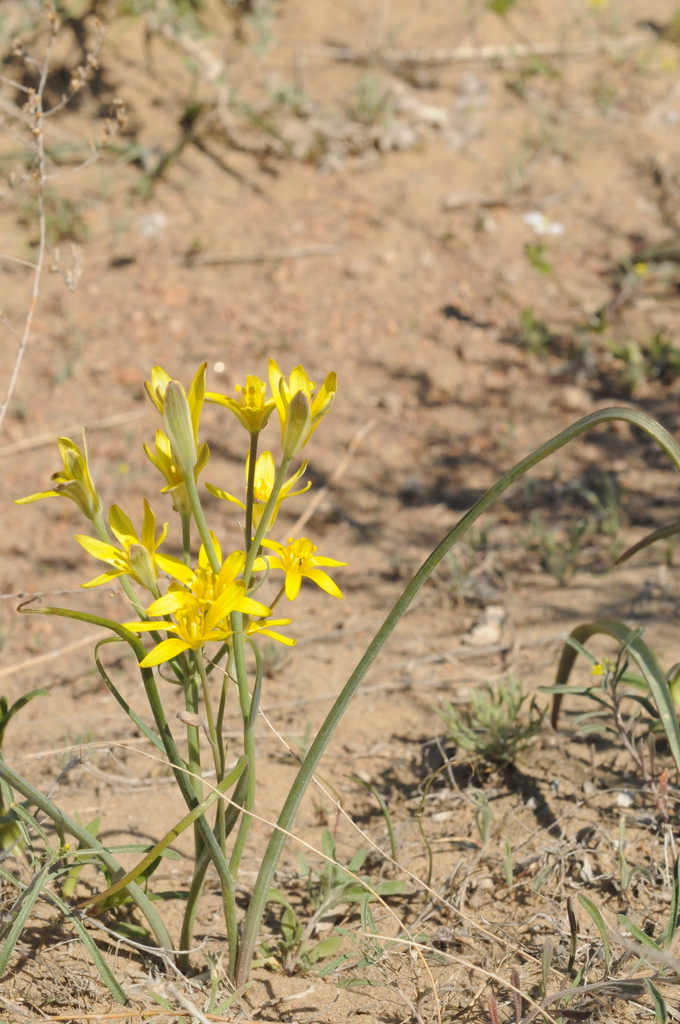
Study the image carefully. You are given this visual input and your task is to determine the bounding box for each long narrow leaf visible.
[618,913,660,954]
[77,756,247,910]
[0,754,173,954]
[550,620,680,775]
[616,521,680,566]
[0,861,127,1005]
[578,894,610,975]
[646,979,668,1023]
[0,690,48,745]
[236,405,680,984]
[48,889,128,1004]
[0,857,53,975]
[94,638,164,752]
[665,855,680,948]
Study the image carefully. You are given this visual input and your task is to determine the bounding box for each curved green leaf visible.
[550,620,680,776]
[94,638,164,752]
[646,979,668,1023]
[0,754,173,954]
[78,757,248,910]
[236,405,680,983]
[578,893,610,975]
[616,521,680,566]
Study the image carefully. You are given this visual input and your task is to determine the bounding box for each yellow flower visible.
[126,569,271,668]
[206,375,276,434]
[247,617,297,647]
[15,430,102,522]
[145,363,207,476]
[268,359,336,456]
[260,537,346,600]
[75,500,193,591]
[187,536,265,609]
[206,451,310,533]
[143,428,210,516]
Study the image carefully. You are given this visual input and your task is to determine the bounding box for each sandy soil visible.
[2,1,680,1020]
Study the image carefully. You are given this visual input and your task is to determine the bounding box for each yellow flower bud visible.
[127,542,159,593]
[163,381,198,477]
[14,430,102,522]
[282,390,312,459]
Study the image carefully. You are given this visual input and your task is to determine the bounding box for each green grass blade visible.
[646,979,668,1023]
[94,638,165,752]
[47,889,127,1004]
[0,857,53,975]
[616,521,680,566]
[0,754,173,954]
[550,620,680,775]
[349,776,397,860]
[578,894,610,975]
[618,913,660,954]
[235,406,680,985]
[0,689,49,746]
[664,855,680,948]
[77,756,247,909]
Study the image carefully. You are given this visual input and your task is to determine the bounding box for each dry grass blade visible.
[319,32,647,67]
[186,244,341,267]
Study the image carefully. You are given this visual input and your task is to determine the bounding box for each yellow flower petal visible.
[305,568,343,599]
[109,505,138,548]
[139,637,192,667]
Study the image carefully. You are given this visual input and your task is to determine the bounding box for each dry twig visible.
[186,243,342,267]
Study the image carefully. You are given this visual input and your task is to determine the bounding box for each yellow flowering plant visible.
[11,358,344,982]
[7,355,680,1000]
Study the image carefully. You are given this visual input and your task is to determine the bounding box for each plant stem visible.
[233,405,680,985]
[242,457,292,585]
[227,613,256,883]
[184,473,220,574]
[0,754,174,955]
[244,432,259,550]
[181,512,192,567]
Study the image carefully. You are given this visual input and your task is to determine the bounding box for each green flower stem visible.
[243,456,292,585]
[233,406,680,985]
[184,473,220,574]
[26,605,238,968]
[244,432,259,550]
[181,512,192,567]
[0,753,173,955]
[226,620,261,887]
[195,650,222,777]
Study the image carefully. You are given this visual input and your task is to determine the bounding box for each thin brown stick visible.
[0,409,146,458]
[318,32,646,67]
[186,243,341,267]
[0,27,55,436]
[0,630,110,681]
[24,1014,267,1022]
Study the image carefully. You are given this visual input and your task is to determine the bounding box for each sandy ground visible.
[2,1,680,1020]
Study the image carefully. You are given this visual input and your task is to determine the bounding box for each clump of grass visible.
[437,677,545,766]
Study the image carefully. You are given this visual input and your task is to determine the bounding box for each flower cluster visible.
[16,360,344,669]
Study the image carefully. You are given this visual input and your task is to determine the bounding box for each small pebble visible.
[616,791,635,808]
[431,810,454,823]
[583,780,598,797]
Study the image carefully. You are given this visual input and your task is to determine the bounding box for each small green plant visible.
[547,621,680,813]
[0,690,48,851]
[349,73,393,126]
[515,307,554,356]
[524,240,553,276]
[437,677,545,766]
[256,830,406,973]
[532,511,592,586]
